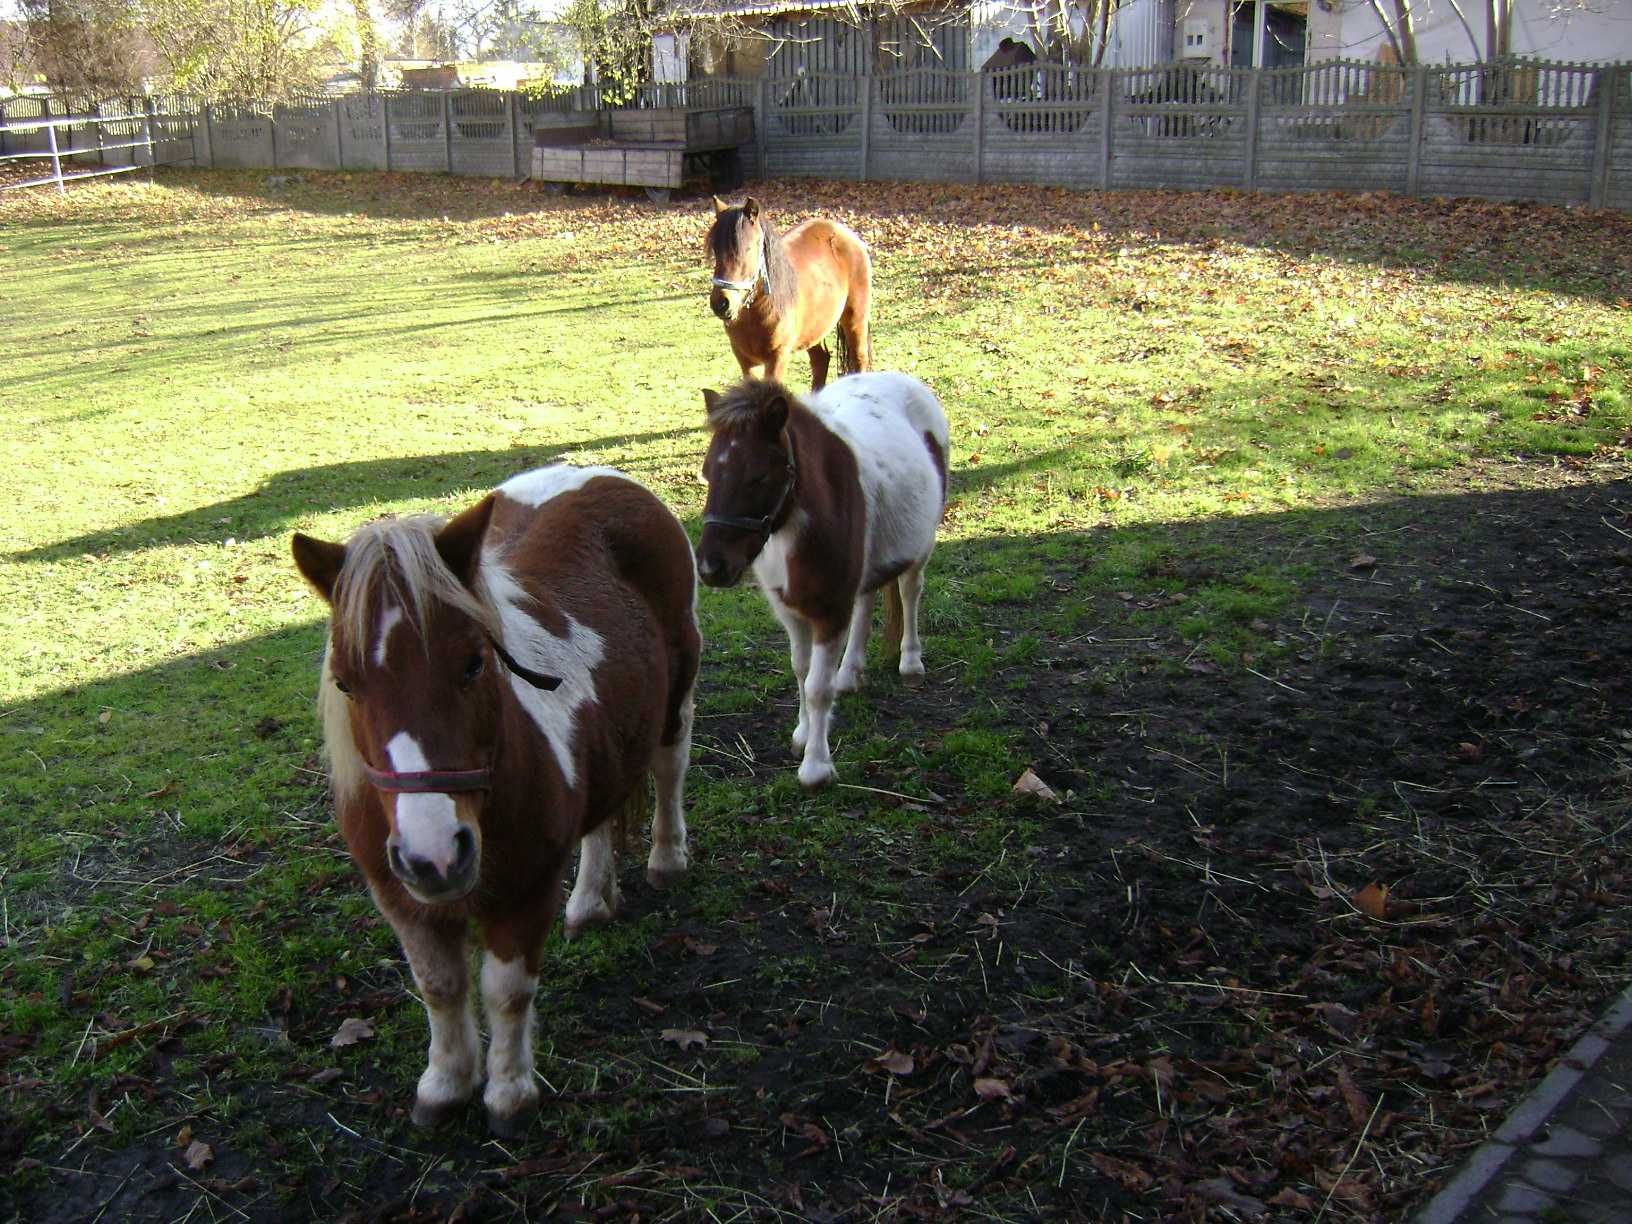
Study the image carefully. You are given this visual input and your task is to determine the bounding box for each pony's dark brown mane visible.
[705,378,798,435]
[708,207,799,317]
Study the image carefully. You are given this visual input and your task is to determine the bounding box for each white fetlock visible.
[835,666,864,694]
[791,718,810,753]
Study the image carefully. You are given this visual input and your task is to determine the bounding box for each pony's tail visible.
[612,775,648,860]
[883,581,905,661]
[836,326,858,377]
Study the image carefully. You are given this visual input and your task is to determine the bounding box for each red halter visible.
[361,764,493,794]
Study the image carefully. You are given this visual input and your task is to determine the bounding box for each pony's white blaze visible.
[374,603,404,669]
[385,732,463,874]
[480,564,606,789]
[498,465,625,508]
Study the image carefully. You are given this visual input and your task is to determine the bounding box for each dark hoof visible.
[487,1105,537,1140]
[411,1096,468,1129]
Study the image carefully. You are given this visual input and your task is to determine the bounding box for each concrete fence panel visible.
[385,92,449,172]
[339,95,388,171]
[978,65,1105,191]
[207,103,276,169]
[1418,62,1602,206]
[762,74,864,181]
[450,90,515,178]
[1608,67,1632,211]
[870,70,978,184]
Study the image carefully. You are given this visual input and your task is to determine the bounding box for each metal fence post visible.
[44,97,64,194]
[1243,68,1261,191]
[971,69,984,185]
[1100,69,1114,191]
[1406,64,1428,197]
[1589,65,1615,209]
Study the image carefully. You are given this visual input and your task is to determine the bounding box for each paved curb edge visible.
[1413,980,1632,1224]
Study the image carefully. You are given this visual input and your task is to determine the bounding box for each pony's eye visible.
[462,652,485,686]
[333,676,354,698]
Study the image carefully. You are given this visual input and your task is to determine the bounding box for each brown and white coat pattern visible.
[292,465,699,1135]
[697,372,950,787]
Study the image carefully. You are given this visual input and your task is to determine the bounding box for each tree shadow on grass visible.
[4,471,1631,1223]
[8,432,701,564]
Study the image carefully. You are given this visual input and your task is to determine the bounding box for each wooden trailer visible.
[531,106,754,203]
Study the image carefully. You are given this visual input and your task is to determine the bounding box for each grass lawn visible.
[2,169,1631,1221]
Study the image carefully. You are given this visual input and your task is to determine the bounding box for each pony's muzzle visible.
[695,549,741,588]
[388,824,478,901]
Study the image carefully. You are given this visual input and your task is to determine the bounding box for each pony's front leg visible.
[770,601,814,753]
[798,630,847,789]
[479,899,559,1137]
[563,822,620,937]
[387,909,481,1128]
[835,590,876,693]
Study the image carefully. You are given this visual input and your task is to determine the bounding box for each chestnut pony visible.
[696,373,949,788]
[291,466,699,1136]
[706,195,873,391]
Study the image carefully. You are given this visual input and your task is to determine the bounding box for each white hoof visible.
[483,1075,539,1136]
[413,1062,479,1127]
[835,667,864,694]
[798,758,837,790]
[646,843,689,888]
[563,895,616,939]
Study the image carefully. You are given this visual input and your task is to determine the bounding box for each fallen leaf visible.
[1089,1152,1152,1191]
[973,1076,1012,1101]
[631,995,667,1015]
[661,1028,708,1052]
[865,1049,915,1076]
[329,1017,375,1049]
[1011,768,1059,803]
[1351,882,1390,920]
[183,1140,214,1171]
[1347,553,1378,571]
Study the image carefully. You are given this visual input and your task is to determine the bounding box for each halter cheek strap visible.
[702,431,798,541]
[710,230,771,308]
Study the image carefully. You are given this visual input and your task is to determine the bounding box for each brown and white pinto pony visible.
[291,466,699,1136]
[696,373,949,788]
[706,195,873,391]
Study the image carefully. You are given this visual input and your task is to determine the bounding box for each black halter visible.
[702,432,798,541]
[357,631,561,796]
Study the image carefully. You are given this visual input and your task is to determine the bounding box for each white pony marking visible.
[374,603,404,669]
[498,465,625,508]
[479,564,605,789]
[385,732,463,874]
[481,952,539,1121]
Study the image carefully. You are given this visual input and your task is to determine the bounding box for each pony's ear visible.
[712,194,728,215]
[701,388,722,415]
[436,494,496,589]
[742,196,760,221]
[291,533,346,604]
[760,389,789,437]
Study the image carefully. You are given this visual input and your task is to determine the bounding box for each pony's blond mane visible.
[318,515,502,800]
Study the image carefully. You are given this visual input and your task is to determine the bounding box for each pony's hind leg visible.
[563,822,620,937]
[896,560,929,683]
[647,690,693,887]
[388,911,481,1127]
[835,589,877,693]
[808,343,832,391]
